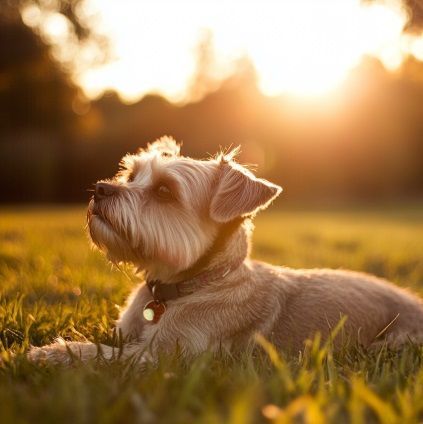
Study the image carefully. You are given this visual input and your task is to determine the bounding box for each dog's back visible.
[252,262,423,351]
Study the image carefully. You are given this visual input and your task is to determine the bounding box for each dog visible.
[28,137,423,365]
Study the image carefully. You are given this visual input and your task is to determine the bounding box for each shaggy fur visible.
[28,137,423,365]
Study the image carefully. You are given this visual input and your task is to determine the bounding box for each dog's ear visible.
[210,162,282,223]
[146,136,180,157]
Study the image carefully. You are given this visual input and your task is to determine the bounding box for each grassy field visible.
[1,205,423,423]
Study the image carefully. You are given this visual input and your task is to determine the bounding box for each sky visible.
[22,0,423,103]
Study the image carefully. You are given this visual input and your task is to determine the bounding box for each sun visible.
[208,0,408,98]
[25,0,416,102]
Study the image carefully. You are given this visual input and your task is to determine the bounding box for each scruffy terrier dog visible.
[29,137,423,365]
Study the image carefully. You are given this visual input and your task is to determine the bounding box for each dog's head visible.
[87,137,282,274]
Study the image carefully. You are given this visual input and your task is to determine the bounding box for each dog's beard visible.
[87,198,143,264]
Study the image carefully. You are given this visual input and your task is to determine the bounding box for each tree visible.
[364,0,423,33]
[0,0,109,134]
[0,8,76,133]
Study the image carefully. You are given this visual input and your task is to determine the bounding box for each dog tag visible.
[143,300,166,323]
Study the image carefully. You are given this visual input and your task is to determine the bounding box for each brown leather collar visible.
[146,256,244,302]
[143,256,244,323]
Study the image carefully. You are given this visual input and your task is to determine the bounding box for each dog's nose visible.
[95,182,117,200]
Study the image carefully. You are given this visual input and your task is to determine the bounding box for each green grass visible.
[1,205,423,423]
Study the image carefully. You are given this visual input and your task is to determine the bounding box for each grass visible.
[1,205,423,423]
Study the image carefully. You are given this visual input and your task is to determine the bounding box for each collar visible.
[142,256,244,323]
[146,255,245,302]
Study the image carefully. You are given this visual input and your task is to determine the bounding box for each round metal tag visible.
[143,300,166,323]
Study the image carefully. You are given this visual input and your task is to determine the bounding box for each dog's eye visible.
[127,172,135,183]
[154,184,174,201]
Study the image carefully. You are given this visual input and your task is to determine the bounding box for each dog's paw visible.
[27,339,76,366]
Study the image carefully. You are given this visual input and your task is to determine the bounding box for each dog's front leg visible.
[28,339,150,366]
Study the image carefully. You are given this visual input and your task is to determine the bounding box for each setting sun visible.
[23,0,420,102]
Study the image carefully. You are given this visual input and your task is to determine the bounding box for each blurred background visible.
[0,0,422,205]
